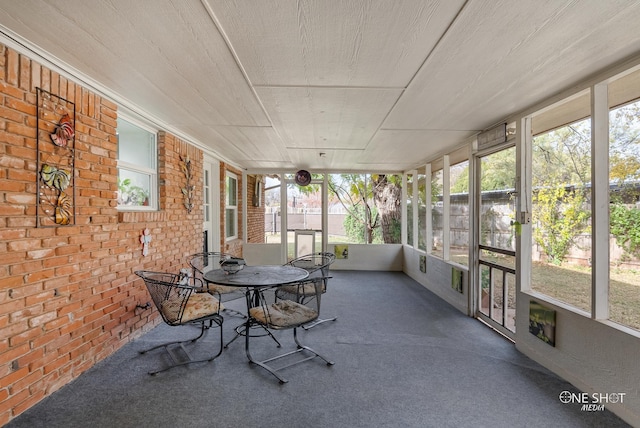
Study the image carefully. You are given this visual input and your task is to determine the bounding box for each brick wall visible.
[246,174,266,243]
[0,44,206,424]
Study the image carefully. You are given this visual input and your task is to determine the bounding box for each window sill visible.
[118,210,167,223]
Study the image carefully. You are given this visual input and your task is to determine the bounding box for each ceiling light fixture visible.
[294,170,311,186]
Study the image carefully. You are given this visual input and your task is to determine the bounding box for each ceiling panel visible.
[0,0,270,127]
[366,129,475,168]
[385,0,640,132]
[1,0,640,172]
[285,148,366,171]
[208,0,466,87]
[256,86,403,150]
[200,126,294,169]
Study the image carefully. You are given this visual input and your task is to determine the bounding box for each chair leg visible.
[245,326,334,384]
[141,316,224,375]
[293,327,335,367]
[302,316,337,330]
[140,322,208,355]
[245,329,289,384]
[222,308,247,318]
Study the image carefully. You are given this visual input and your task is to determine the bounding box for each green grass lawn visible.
[264,234,640,331]
[532,262,640,331]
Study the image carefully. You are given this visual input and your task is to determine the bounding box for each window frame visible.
[430,165,445,259]
[225,172,238,240]
[116,117,158,211]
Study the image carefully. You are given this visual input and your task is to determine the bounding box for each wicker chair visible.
[134,270,224,375]
[189,252,246,318]
[245,277,334,383]
[285,252,336,329]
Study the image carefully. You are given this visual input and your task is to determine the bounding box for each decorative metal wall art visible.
[36,88,76,227]
[180,154,194,213]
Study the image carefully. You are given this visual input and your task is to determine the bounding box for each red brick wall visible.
[246,174,266,243]
[0,44,204,424]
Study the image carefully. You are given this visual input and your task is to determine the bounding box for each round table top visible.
[203,264,309,287]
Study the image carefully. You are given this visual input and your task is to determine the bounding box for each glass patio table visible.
[203,265,309,349]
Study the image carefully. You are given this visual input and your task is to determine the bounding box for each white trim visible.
[591,83,610,320]
[280,171,288,263]
[401,173,407,246]
[203,156,221,253]
[517,116,533,294]
[225,172,238,241]
[442,155,451,260]
[425,163,433,255]
[117,112,160,136]
[322,174,328,252]
[411,169,418,250]
[242,171,248,245]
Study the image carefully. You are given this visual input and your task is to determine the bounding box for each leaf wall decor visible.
[36,88,76,227]
[181,154,194,213]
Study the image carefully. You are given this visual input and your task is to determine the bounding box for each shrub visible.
[610,203,640,258]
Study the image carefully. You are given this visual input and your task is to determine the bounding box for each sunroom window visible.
[117,118,157,210]
[225,172,238,240]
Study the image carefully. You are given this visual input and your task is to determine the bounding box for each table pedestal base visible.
[224,321,281,349]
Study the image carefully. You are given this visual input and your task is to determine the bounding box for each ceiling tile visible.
[0,0,270,127]
[385,1,640,132]
[2,0,640,172]
[183,125,294,168]
[366,129,475,168]
[256,86,403,149]
[208,0,466,87]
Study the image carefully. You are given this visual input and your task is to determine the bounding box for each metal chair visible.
[245,277,334,383]
[134,270,224,375]
[286,252,336,329]
[189,252,246,318]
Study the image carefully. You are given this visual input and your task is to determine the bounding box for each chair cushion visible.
[208,283,242,295]
[278,282,323,296]
[161,292,223,323]
[249,300,318,328]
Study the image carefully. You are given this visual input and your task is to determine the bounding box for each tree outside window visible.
[608,97,640,331]
[531,113,592,313]
[328,173,402,244]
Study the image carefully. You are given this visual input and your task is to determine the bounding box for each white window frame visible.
[116,116,158,211]
[225,172,238,240]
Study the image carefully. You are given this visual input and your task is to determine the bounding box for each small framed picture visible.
[529,301,556,346]
[451,267,463,293]
[334,244,349,259]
